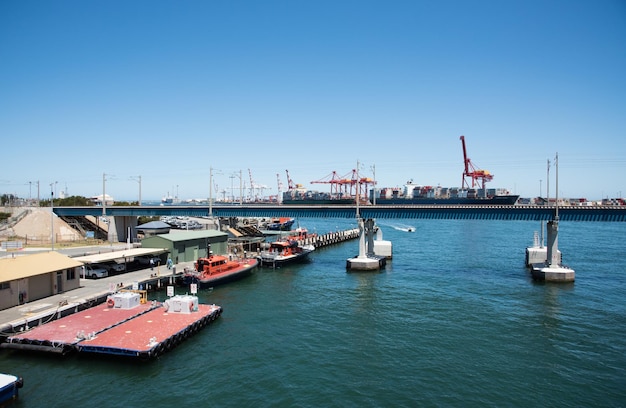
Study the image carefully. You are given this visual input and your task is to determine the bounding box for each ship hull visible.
[258,251,313,267]
[374,195,520,205]
[281,195,519,206]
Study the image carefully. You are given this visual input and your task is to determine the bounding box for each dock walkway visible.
[273,228,360,249]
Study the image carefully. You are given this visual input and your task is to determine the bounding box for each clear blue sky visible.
[1,0,625,202]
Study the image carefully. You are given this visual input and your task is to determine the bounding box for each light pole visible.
[371,164,376,205]
[555,153,559,220]
[546,159,550,206]
[356,160,361,219]
[102,173,107,218]
[209,167,223,218]
[237,170,243,205]
[130,175,142,206]
[50,181,57,250]
[229,174,236,203]
[209,167,214,217]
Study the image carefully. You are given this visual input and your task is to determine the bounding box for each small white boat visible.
[0,373,24,404]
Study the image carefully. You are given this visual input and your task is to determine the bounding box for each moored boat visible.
[181,253,258,287]
[0,374,23,404]
[258,239,315,267]
[284,226,317,241]
[264,217,295,231]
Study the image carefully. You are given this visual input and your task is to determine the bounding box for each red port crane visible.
[460,135,493,190]
[285,169,295,191]
[311,169,375,201]
[311,171,343,197]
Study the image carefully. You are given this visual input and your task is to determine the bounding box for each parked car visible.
[135,255,161,267]
[94,262,126,274]
[84,264,108,279]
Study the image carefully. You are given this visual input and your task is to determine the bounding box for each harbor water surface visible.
[1,218,625,407]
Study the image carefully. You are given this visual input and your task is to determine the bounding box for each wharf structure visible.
[529,219,575,282]
[525,222,561,267]
[526,153,575,283]
[346,219,387,271]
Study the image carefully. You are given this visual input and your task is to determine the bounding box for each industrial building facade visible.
[141,230,229,264]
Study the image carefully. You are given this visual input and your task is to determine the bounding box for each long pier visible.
[295,228,360,249]
[54,204,626,222]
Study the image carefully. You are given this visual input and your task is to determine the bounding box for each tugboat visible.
[181,245,258,287]
[257,239,315,267]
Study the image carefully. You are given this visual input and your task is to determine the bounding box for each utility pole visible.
[103,173,107,218]
[209,167,213,218]
[130,175,142,205]
[356,160,360,219]
[371,164,376,205]
[50,181,57,250]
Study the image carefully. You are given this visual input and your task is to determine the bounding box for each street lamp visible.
[229,174,236,203]
[371,164,376,205]
[237,170,243,205]
[103,173,107,218]
[209,167,223,218]
[545,159,551,206]
[50,181,57,250]
[130,175,142,206]
[356,160,361,219]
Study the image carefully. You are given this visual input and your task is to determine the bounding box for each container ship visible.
[280,136,519,206]
[372,182,519,205]
[281,182,519,206]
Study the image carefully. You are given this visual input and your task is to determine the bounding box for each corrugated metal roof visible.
[227,227,243,237]
[0,251,85,283]
[146,230,227,242]
[137,221,170,229]
[73,248,169,264]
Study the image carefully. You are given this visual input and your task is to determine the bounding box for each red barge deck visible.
[77,303,222,359]
[2,293,222,359]
[3,302,154,354]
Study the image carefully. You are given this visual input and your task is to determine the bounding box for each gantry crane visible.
[248,169,256,201]
[311,169,375,201]
[311,171,343,197]
[285,169,295,191]
[460,135,493,190]
[277,173,283,193]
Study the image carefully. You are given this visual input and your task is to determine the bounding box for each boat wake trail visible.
[380,222,416,233]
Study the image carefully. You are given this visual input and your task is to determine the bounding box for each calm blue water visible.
[2,218,625,407]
